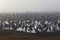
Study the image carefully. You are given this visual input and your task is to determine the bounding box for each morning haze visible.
[0,0,60,13]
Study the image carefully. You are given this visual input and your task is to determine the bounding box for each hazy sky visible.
[0,0,60,12]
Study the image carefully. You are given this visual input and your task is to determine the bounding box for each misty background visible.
[0,0,60,33]
[0,0,60,13]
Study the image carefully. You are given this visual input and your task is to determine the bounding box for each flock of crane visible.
[0,19,60,33]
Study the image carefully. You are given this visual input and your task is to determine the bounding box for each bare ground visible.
[0,30,60,40]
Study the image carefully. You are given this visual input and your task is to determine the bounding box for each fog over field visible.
[0,0,60,13]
